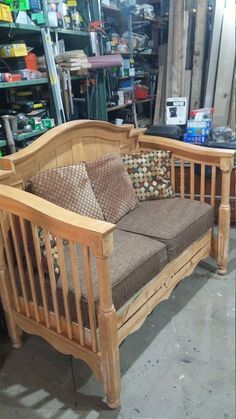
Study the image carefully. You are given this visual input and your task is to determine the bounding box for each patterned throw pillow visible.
[122,151,174,201]
[86,154,139,223]
[38,227,61,276]
[25,163,104,220]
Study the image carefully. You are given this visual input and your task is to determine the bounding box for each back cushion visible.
[86,154,139,223]
[25,163,104,220]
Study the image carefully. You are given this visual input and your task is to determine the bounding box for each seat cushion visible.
[86,154,139,223]
[56,229,168,325]
[117,198,214,261]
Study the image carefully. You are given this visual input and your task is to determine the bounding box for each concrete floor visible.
[0,230,235,419]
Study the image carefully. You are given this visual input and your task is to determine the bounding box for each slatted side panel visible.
[172,155,218,208]
[0,210,99,352]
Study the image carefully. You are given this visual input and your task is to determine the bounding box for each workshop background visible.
[0,1,235,418]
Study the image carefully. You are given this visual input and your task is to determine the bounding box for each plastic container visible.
[25,53,38,71]
[134,84,149,100]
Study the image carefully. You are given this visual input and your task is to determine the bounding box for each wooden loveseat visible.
[0,120,234,408]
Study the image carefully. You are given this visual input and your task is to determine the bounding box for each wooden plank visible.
[19,217,40,322]
[200,164,205,202]
[43,229,61,333]
[153,65,164,124]
[83,246,97,353]
[190,161,195,199]
[9,214,30,317]
[171,0,185,97]
[0,212,20,312]
[56,236,72,340]
[211,165,216,207]
[31,223,50,328]
[166,0,174,98]
[204,0,225,107]
[69,242,85,345]
[190,1,209,110]
[184,70,192,110]
[213,0,235,126]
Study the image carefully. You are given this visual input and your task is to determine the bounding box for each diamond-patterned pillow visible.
[86,154,139,223]
[122,151,174,201]
[25,163,104,220]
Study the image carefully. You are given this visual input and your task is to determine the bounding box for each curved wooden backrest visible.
[0,120,144,188]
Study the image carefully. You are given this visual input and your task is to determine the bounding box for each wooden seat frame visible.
[0,120,234,408]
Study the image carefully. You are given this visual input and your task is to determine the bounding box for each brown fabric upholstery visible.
[86,154,139,223]
[117,198,214,261]
[122,150,174,201]
[56,229,168,326]
[25,164,104,220]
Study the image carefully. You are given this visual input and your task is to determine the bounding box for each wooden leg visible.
[0,247,22,349]
[4,312,22,349]
[217,204,231,275]
[98,309,121,409]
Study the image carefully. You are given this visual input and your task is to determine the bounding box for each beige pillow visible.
[86,154,139,223]
[122,150,174,201]
[25,163,104,220]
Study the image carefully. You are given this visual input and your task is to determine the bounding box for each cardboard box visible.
[0,43,28,58]
[183,133,208,144]
[187,119,212,136]
[0,4,13,22]
[166,97,188,125]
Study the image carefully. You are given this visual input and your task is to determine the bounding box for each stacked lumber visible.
[154,0,235,129]
[55,50,91,74]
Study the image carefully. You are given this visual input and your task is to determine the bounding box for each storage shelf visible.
[134,98,151,104]
[0,22,41,33]
[16,128,47,142]
[0,78,48,89]
[107,99,150,111]
[0,23,89,37]
[107,103,132,112]
[54,28,89,37]
[102,5,155,22]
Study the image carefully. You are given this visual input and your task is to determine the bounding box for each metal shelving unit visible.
[0,78,49,89]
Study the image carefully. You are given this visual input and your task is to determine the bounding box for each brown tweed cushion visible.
[122,150,174,201]
[25,164,104,220]
[86,154,139,223]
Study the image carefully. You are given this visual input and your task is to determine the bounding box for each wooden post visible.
[95,234,121,409]
[217,157,233,274]
[0,232,22,348]
[190,1,208,110]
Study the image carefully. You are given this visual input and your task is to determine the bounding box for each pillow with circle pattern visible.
[122,150,174,201]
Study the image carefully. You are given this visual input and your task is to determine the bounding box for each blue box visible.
[183,134,208,144]
[186,119,212,137]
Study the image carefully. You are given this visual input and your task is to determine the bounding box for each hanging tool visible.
[41,27,66,125]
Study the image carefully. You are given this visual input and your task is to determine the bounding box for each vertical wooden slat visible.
[56,236,72,339]
[9,214,30,317]
[171,156,175,193]
[211,165,216,207]
[69,242,85,345]
[31,223,50,328]
[83,246,97,352]
[19,217,40,322]
[0,212,20,312]
[200,164,205,202]
[43,229,61,333]
[190,161,195,200]
[180,159,185,198]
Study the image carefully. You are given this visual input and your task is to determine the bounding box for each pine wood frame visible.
[0,120,234,408]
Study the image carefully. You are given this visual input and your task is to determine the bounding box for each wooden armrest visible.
[139,135,235,166]
[0,185,115,257]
